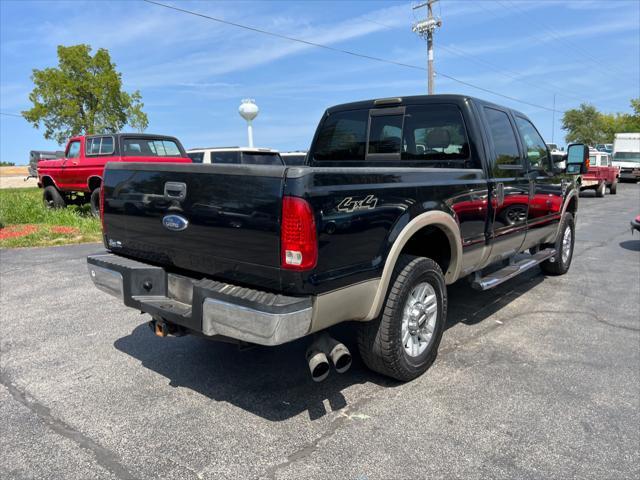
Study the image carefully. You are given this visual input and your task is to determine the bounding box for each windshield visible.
[614,152,640,163]
[122,138,183,157]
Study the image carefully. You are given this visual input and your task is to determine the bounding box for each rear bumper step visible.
[87,253,312,345]
[471,248,556,291]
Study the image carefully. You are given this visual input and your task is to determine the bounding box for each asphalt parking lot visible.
[1,183,639,480]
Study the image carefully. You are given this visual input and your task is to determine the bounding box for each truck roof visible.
[187,147,279,153]
[69,133,182,142]
[325,94,528,118]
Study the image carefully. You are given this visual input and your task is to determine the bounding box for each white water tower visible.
[239,98,259,148]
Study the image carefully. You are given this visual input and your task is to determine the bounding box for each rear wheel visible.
[609,179,618,195]
[596,181,606,197]
[90,188,101,217]
[540,212,574,276]
[43,186,66,209]
[358,255,447,381]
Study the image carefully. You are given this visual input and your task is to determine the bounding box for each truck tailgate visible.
[102,162,285,282]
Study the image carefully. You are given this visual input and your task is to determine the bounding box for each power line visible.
[437,43,585,103]
[435,70,559,112]
[142,0,565,113]
[142,0,424,71]
[0,112,23,118]
[358,15,586,104]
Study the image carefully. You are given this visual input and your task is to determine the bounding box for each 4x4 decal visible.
[336,194,378,213]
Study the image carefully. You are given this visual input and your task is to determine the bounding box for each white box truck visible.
[613,133,640,181]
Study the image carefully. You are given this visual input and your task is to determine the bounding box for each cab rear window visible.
[312,104,472,167]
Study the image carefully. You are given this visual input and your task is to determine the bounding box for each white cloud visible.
[123,2,412,88]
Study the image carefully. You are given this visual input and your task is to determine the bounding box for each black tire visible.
[43,185,66,209]
[540,212,575,276]
[596,181,606,197]
[90,188,101,217]
[609,180,617,195]
[357,255,447,381]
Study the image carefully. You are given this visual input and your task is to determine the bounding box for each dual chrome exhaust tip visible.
[305,333,352,382]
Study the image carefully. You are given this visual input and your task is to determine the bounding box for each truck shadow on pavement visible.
[114,269,545,422]
[619,239,640,252]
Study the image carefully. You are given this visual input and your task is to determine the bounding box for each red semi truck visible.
[37,133,191,215]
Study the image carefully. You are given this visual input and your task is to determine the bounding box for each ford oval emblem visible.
[162,214,189,232]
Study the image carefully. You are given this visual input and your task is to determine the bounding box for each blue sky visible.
[1,0,639,164]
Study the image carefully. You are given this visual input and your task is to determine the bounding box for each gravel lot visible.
[0,167,36,189]
[1,183,639,480]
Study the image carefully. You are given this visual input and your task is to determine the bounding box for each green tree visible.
[22,44,148,145]
[562,98,640,145]
[561,103,606,145]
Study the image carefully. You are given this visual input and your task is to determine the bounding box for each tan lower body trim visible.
[309,279,380,332]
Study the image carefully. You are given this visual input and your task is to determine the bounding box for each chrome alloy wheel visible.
[561,226,572,264]
[401,282,438,357]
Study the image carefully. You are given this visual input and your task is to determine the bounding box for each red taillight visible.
[281,196,317,271]
[99,183,106,231]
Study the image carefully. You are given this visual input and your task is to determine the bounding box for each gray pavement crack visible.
[0,370,140,480]
[261,385,389,480]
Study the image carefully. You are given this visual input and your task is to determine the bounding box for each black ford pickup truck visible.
[87,95,588,382]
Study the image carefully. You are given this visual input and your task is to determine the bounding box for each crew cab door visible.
[513,116,563,248]
[480,106,529,263]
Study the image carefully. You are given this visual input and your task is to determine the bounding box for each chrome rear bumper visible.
[87,253,312,345]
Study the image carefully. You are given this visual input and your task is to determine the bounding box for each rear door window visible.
[483,107,522,169]
[401,104,471,166]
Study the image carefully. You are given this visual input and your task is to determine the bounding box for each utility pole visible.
[551,93,556,144]
[412,0,442,94]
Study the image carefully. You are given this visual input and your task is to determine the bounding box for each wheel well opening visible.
[567,196,577,216]
[42,176,55,188]
[88,177,102,192]
[400,225,452,275]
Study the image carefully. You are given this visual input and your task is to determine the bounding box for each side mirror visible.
[566,143,589,174]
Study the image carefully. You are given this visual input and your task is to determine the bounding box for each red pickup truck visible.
[37,133,191,215]
[579,150,619,197]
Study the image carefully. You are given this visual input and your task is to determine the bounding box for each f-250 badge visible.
[336,195,378,213]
